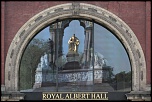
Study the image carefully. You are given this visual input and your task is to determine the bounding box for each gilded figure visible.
[68,34,80,53]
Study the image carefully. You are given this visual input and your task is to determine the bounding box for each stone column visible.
[50,24,57,63]
[50,22,64,61]
[81,20,93,68]
[84,30,88,65]
[57,28,64,57]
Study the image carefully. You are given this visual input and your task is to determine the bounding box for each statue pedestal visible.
[63,52,81,70]
[63,61,81,70]
[66,52,79,62]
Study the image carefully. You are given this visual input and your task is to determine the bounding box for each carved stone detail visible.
[1,92,25,101]
[72,2,80,15]
[126,91,151,101]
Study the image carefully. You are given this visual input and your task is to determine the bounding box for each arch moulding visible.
[5,3,147,93]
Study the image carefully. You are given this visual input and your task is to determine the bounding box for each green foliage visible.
[109,71,131,90]
[112,71,131,82]
[19,38,49,90]
[108,68,114,81]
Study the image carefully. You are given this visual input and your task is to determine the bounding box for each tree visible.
[110,71,131,90]
[20,38,49,90]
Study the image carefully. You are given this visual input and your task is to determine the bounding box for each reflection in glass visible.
[94,23,131,91]
[19,20,131,92]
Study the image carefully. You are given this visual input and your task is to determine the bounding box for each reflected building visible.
[33,20,113,88]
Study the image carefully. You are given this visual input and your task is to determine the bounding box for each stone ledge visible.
[125,91,151,101]
[1,91,25,101]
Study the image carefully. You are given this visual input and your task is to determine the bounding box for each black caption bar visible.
[42,92,108,100]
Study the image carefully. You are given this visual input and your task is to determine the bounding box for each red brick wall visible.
[145,1,151,84]
[1,1,5,85]
[1,1,151,85]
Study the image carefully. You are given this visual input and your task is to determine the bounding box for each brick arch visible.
[5,3,146,92]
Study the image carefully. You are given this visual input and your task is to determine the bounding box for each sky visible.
[35,20,131,74]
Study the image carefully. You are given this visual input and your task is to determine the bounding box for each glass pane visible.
[94,23,131,92]
[19,19,131,93]
[19,27,57,92]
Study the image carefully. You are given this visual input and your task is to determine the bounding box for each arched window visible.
[19,19,131,92]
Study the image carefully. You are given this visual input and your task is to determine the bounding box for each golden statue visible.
[68,34,80,53]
